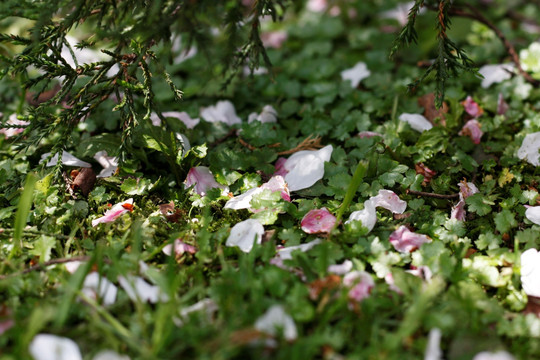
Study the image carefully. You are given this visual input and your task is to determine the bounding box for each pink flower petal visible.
[185,166,228,196]
[370,190,407,214]
[458,181,479,199]
[459,119,483,144]
[461,96,484,118]
[273,157,288,177]
[497,93,509,115]
[261,31,288,49]
[389,225,431,253]
[384,273,403,294]
[357,131,383,139]
[0,114,29,138]
[406,266,433,282]
[92,198,134,227]
[163,239,197,257]
[260,175,290,202]
[343,271,375,302]
[451,199,466,221]
[301,208,337,234]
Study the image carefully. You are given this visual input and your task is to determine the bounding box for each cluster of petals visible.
[81,272,118,306]
[185,166,229,196]
[40,150,92,168]
[150,111,200,129]
[399,113,433,132]
[459,119,483,144]
[478,63,514,88]
[92,198,134,227]
[225,218,265,253]
[224,175,290,211]
[0,113,29,138]
[163,239,197,257]
[389,225,431,253]
[274,145,333,192]
[200,100,241,125]
[343,270,375,303]
[118,275,169,303]
[341,62,371,88]
[461,96,484,118]
[94,150,118,178]
[517,132,540,166]
[247,105,278,124]
[345,190,407,232]
[254,305,297,341]
[520,248,540,297]
[29,334,129,360]
[301,207,336,234]
[451,181,479,221]
[261,30,288,49]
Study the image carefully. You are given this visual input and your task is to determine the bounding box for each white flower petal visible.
[340,62,371,88]
[224,187,262,210]
[93,350,131,360]
[94,151,118,178]
[518,132,540,166]
[276,239,322,260]
[345,199,377,232]
[29,334,82,360]
[118,275,169,303]
[254,305,297,341]
[225,219,264,252]
[424,328,442,360]
[379,2,418,26]
[81,272,118,306]
[40,150,92,167]
[525,206,540,225]
[200,100,241,125]
[473,351,515,360]
[370,189,407,214]
[521,248,540,297]
[399,113,433,132]
[284,145,333,192]
[478,64,514,88]
[327,260,353,275]
[248,105,278,124]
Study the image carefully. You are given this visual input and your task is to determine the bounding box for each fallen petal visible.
[185,166,228,196]
[399,113,433,132]
[225,219,264,253]
[40,150,92,168]
[327,260,353,275]
[29,334,82,360]
[424,328,443,360]
[478,63,514,88]
[81,272,118,306]
[92,198,134,227]
[459,119,483,144]
[497,93,509,115]
[461,96,484,118]
[472,351,515,360]
[260,175,290,202]
[370,190,407,214]
[301,208,336,234]
[163,239,197,257]
[94,151,118,178]
[254,305,297,341]
[345,199,377,232]
[224,187,262,210]
[518,132,540,166]
[0,114,29,138]
[92,350,131,360]
[357,131,383,139]
[200,100,241,125]
[525,206,540,225]
[341,62,371,88]
[343,271,375,302]
[276,239,322,260]
[118,275,169,303]
[389,225,431,253]
[248,105,278,124]
[151,111,200,129]
[521,248,540,297]
[450,199,466,221]
[284,145,333,192]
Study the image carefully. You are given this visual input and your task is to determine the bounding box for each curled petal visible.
[389,225,431,253]
[81,273,118,306]
[260,175,290,202]
[345,199,377,232]
[301,208,337,234]
[459,119,483,144]
[225,219,264,253]
[415,163,437,184]
[200,100,241,125]
[92,198,134,227]
[29,334,82,360]
[399,113,433,132]
[185,166,228,196]
[370,190,407,214]
[451,199,466,221]
[461,96,484,118]
[458,181,479,199]
[94,150,118,178]
[254,305,297,341]
[284,145,333,192]
[40,150,92,168]
[518,132,540,166]
[248,105,278,124]
[118,275,169,303]
[341,62,371,88]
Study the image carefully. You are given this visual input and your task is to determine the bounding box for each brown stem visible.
[407,189,459,199]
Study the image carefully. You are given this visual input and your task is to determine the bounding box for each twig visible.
[406,189,459,199]
[447,5,539,86]
[0,255,91,280]
[209,129,237,148]
[277,135,323,155]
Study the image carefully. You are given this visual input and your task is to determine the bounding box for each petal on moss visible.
[92,198,134,227]
[185,166,228,196]
[225,219,264,253]
[389,226,431,253]
[301,208,336,234]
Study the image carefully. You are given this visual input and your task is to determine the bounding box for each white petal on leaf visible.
[200,100,241,125]
[225,218,264,253]
[399,113,433,132]
[276,239,322,260]
[521,248,540,297]
[40,150,91,168]
[341,62,371,88]
[518,132,540,166]
[254,305,297,341]
[478,63,514,88]
[345,199,377,231]
[284,145,333,192]
[29,334,82,360]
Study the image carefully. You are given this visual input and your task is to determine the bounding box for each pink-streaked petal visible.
[40,150,92,168]
[301,208,336,234]
[399,113,433,132]
[29,334,82,360]
[94,150,118,178]
[0,114,29,138]
[225,219,264,253]
[384,273,403,294]
[254,305,298,341]
[389,225,431,253]
[327,260,353,275]
[497,93,509,115]
[345,199,377,232]
[163,239,197,257]
[260,175,290,202]
[370,190,407,214]
[406,266,433,282]
[185,166,228,196]
[200,100,241,125]
[283,145,333,192]
[461,96,484,118]
[451,199,466,221]
[343,271,375,302]
[357,131,383,139]
[459,119,483,144]
[92,198,134,227]
[341,62,371,88]
[274,157,289,177]
[458,181,479,199]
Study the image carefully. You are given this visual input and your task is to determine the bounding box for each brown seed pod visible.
[71,168,97,196]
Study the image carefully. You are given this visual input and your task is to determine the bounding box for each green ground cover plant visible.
[2,1,540,359]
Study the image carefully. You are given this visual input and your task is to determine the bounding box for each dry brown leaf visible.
[418,93,448,126]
